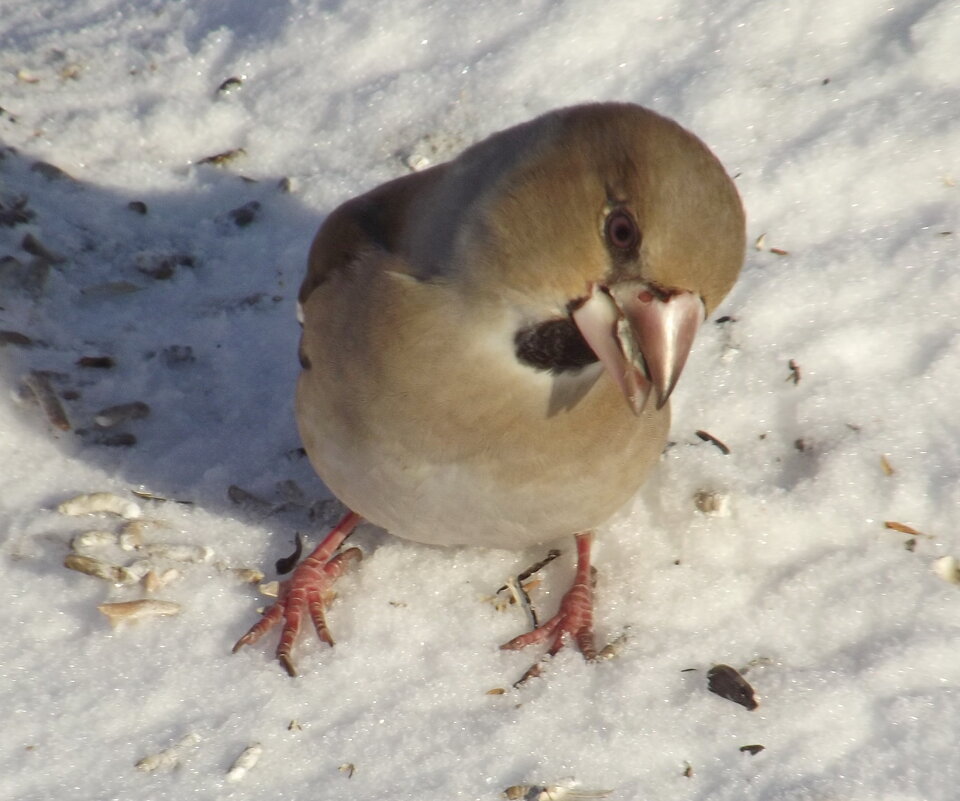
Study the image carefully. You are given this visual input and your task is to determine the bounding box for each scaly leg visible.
[500,531,596,682]
[233,511,362,676]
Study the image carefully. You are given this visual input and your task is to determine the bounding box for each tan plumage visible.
[236,103,745,676]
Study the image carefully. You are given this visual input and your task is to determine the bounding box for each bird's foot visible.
[232,511,362,676]
[500,532,597,684]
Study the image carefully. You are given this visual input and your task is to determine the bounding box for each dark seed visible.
[197,148,246,167]
[77,355,115,368]
[21,233,65,263]
[0,330,32,347]
[229,201,261,227]
[695,430,731,455]
[217,76,243,94]
[96,432,137,447]
[30,160,75,182]
[276,533,304,575]
[707,664,759,710]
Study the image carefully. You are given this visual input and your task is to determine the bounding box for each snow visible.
[1,0,959,799]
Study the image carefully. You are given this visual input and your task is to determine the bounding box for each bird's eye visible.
[604,209,640,251]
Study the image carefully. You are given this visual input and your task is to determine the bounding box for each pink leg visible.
[500,531,597,681]
[233,511,362,676]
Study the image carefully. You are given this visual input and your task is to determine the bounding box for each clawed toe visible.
[232,513,361,676]
[500,532,599,683]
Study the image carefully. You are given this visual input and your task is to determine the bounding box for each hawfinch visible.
[234,102,745,678]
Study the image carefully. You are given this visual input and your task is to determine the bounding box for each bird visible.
[233,102,745,678]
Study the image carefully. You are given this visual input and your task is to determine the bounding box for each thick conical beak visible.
[571,281,705,413]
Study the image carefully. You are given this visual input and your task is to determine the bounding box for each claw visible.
[232,512,362,676]
[501,531,597,683]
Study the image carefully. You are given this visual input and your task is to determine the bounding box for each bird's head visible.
[459,103,745,413]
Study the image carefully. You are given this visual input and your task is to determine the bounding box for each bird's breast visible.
[296,290,669,550]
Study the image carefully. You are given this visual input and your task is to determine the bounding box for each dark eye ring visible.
[605,209,640,251]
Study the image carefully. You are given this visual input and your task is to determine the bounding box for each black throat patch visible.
[514,318,598,374]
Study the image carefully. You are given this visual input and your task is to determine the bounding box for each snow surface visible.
[1,1,959,799]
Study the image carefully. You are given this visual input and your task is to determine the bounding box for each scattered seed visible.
[753,233,789,255]
[694,490,731,517]
[695,430,730,455]
[740,744,765,756]
[884,521,929,538]
[127,200,148,215]
[288,720,302,731]
[130,488,193,504]
[97,599,181,627]
[496,549,561,597]
[228,567,266,584]
[933,556,960,585]
[64,553,131,583]
[58,492,142,519]
[404,153,432,171]
[143,568,181,593]
[217,76,243,94]
[226,743,262,783]
[505,574,539,629]
[905,538,917,552]
[30,160,74,182]
[596,628,630,660]
[229,201,261,227]
[486,687,507,695]
[197,148,246,167]
[141,569,161,592]
[503,783,612,800]
[276,533,304,575]
[707,664,759,710]
[786,359,801,384]
[22,371,70,430]
[142,543,213,563]
[258,580,280,598]
[880,455,895,476]
[682,762,694,778]
[338,763,355,779]
[76,355,115,369]
[135,733,200,772]
[0,330,32,347]
[94,401,150,428]
[70,530,117,550]
[21,232,64,264]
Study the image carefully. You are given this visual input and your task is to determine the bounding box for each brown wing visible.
[298,165,447,308]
